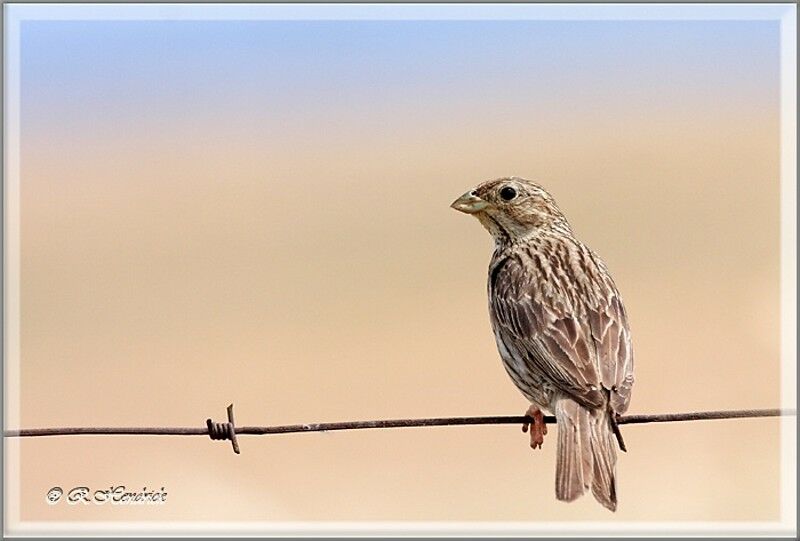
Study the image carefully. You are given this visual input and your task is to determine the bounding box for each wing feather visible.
[490,252,633,414]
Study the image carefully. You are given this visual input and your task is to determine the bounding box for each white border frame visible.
[3,3,796,537]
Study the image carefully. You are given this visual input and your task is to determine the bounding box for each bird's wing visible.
[491,254,633,413]
[590,292,634,414]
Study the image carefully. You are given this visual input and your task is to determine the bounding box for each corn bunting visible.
[451,177,634,511]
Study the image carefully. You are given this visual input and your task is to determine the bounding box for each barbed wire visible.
[3,405,794,454]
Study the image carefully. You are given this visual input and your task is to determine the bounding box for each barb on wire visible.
[205,403,239,454]
[3,405,794,454]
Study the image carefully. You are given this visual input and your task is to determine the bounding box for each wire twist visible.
[205,404,239,454]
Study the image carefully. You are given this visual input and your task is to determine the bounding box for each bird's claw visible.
[522,406,547,450]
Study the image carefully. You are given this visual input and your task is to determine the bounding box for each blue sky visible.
[19,19,780,143]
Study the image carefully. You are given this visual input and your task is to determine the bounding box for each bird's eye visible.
[499,186,517,201]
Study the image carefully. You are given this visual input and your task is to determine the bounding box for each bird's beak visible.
[450,191,489,214]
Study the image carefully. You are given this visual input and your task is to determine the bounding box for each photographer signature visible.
[47,485,167,505]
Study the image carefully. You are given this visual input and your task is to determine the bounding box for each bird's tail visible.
[553,398,618,511]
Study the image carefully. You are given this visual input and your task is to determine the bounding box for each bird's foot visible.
[521,406,548,450]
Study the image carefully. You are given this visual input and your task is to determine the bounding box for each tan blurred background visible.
[7,16,786,527]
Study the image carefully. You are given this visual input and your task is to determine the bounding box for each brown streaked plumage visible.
[451,176,634,511]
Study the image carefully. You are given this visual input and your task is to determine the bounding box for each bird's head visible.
[451,176,570,244]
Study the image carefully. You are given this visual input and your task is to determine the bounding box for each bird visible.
[451,176,634,511]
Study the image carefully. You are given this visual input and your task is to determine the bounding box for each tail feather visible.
[554,399,591,502]
[589,413,618,511]
[554,398,618,511]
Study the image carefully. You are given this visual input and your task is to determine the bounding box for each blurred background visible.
[11,16,782,524]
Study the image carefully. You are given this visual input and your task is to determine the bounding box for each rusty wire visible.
[3,405,794,455]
